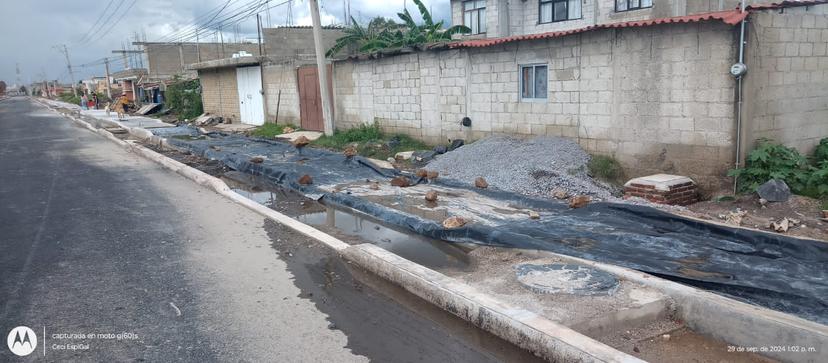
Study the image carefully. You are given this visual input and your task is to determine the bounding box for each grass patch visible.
[312,122,429,160]
[588,154,624,184]
[251,123,299,138]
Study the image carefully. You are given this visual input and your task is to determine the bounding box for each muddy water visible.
[221,171,471,271]
[297,208,470,270]
[264,220,544,362]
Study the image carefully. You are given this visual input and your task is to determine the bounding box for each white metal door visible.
[236,66,264,125]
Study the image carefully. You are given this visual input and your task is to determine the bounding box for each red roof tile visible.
[449,10,749,49]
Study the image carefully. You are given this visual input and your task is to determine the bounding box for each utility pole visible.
[55,44,78,96]
[256,14,264,56]
[104,58,113,98]
[308,0,334,135]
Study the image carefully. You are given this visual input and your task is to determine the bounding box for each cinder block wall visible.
[263,27,342,58]
[743,5,828,158]
[262,63,301,124]
[144,43,260,79]
[332,21,739,189]
[198,67,240,123]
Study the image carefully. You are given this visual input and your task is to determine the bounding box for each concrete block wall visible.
[743,4,828,158]
[198,67,240,123]
[262,63,301,125]
[263,27,343,58]
[144,43,260,79]
[331,21,739,189]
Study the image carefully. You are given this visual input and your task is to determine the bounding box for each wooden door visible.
[297,66,332,132]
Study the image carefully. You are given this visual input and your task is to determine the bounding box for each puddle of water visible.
[221,171,470,270]
[172,134,207,140]
[297,207,470,270]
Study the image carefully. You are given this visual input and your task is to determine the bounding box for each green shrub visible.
[251,123,299,138]
[728,138,809,193]
[800,160,828,198]
[58,92,80,106]
[313,122,429,159]
[813,138,828,163]
[729,138,828,198]
[314,122,384,148]
[588,155,624,183]
[166,78,203,121]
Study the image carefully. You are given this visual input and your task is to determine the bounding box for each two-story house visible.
[451,0,761,38]
[323,0,828,191]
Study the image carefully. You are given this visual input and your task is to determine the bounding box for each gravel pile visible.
[426,136,614,199]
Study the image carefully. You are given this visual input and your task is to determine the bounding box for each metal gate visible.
[236,66,264,125]
[297,66,332,132]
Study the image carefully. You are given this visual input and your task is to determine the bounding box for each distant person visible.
[80,94,89,110]
[92,94,99,109]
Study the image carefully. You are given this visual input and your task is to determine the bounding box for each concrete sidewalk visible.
[39,98,174,129]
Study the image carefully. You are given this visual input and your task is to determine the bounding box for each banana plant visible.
[326,0,470,57]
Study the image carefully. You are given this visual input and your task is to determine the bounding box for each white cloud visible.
[0,0,451,83]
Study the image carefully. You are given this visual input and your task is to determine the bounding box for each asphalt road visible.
[0,97,541,362]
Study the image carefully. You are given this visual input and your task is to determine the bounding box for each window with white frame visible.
[520,64,548,101]
[463,0,486,34]
[539,0,581,23]
[616,0,653,12]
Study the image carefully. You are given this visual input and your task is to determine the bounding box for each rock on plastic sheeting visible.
[160,129,828,325]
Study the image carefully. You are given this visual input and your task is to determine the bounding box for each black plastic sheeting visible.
[163,130,828,324]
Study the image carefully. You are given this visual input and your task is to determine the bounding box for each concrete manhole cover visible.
[514,263,619,295]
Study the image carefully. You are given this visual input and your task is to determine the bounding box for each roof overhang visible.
[112,68,148,81]
[448,9,749,49]
[188,56,263,71]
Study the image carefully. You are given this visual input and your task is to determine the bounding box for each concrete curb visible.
[35,98,643,363]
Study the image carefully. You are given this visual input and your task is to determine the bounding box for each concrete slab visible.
[624,174,693,191]
[365,158,395,170]
[445,249,673,337]
[212,123,257,132]
[82,109,174,129]
[275,131,323,142]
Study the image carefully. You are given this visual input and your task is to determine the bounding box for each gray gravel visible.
[426,136,614,199]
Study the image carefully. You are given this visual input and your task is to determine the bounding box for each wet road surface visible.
[0,97,542,362]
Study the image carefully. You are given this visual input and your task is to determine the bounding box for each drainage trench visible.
[220,171,472,271]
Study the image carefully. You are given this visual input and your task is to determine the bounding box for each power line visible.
[76,0,118,44]
[161,0,283,44]
[93,0,139,41]
[156,0,260,43]
[80,0,130,45]
[156,0,240,43]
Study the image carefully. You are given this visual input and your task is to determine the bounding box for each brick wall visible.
[198,67,240,123]
[330,21,738,189]
[742,5,828,158]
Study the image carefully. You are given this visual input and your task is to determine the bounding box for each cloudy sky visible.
[0,0,451,86]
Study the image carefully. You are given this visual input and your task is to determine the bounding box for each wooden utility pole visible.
[103,58,113,98]
[308,0,334,135]
[55,44,78,96]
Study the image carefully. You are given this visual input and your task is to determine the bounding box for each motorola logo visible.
[7,326,37,356]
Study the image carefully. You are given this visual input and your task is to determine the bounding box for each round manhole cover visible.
[514,263,619,295]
